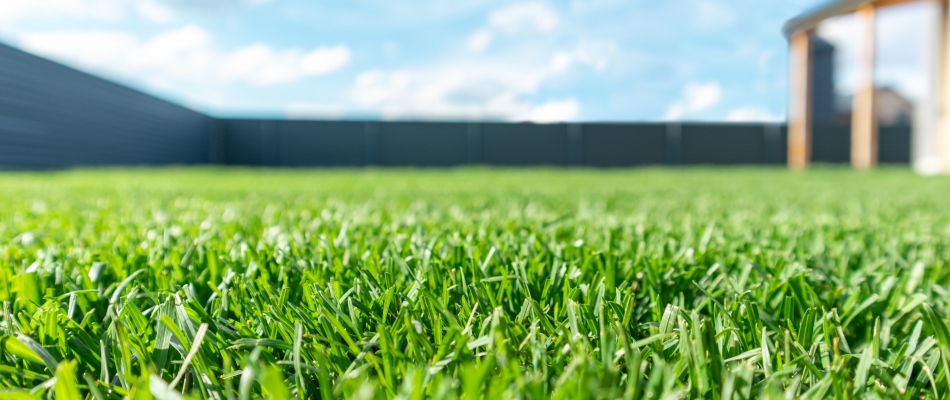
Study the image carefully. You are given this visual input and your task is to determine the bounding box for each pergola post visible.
[788,30,814,169]
[938,0,950,172]
[912,0,944,173]
[851,4,878,170]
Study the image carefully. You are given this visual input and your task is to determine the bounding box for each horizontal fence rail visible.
[0,42,912,169]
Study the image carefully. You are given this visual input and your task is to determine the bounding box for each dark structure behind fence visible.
[0,42,912,169]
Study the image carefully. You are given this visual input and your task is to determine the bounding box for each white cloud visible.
[20,30,138,66]
[467,29,493,53]
[351,68,530,120]
[0,0,124,22]
[685,82,722,110]
[300,46,351,75]
[692,1,736,31]
[136,0,176,23]
[19,25,350,87]
[350,0,608,124]
[285,103,347,119]
[489,2,559,33]
[664,81,723,120]
[664,103,687,121]
[350,56,581,121]
[464,1,614,74]
[350,0,614,123]
[551,40,616,72]
[570,0,626,14]
[0,0,271,23]
[725,106,779,122]
[527,98,581,122]
[464,2,562,55]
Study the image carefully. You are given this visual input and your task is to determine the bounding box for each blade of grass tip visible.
[693,281,746,347]
[314,346,333,400]
[615,322,642,399]
[0,389,36,400]
[150,374,185,400]
[294,322,306,398]
[168,323,209,389]
[853,345,872,395]
[83,372,106,400]
[479,247,495,277]
[13,334,58,372]
[761,327,772,378]
[630,332,676,349]
[99,338,110,384]
[53,360,82,400]
[109,269,146,306]
[153,299,175,372]
[907,354,939,399]
[922,303,950,394]
[30,376,57,396]
[238,364,255,400]
[3,302,14,335]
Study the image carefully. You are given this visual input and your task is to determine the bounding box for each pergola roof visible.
[783,0,909,37]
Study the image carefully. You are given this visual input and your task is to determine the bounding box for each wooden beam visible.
[873,0,919,8]
[851,4,878,170]
[788,31,814,169]
[784,0,916,39]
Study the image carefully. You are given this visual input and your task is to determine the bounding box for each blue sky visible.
[0,0,834,121]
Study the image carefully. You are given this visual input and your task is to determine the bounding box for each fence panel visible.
[0,43,210,168]
[276,120,366,166]
[378,122,468,166]
[224,120,263,166]
[879,126,911,164]
[811,124,851,163]
[681,123,767,164]
[581,123,666,167]
[776,125,789,164]
[481,123,569,166]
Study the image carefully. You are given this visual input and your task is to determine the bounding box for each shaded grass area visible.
[0,167,949,399]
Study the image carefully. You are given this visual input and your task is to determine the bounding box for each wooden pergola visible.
[785,0,949,171]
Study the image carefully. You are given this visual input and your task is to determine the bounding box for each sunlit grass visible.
[0,167,948,399]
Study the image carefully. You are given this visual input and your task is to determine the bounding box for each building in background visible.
[811,37,839,126]
[834,88,915,126]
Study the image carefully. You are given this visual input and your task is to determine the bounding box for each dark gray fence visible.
[216,120,909,167]
[0,41,912,169]
[810,124,911,164]
[0,42,211,169]
[218,120,800,167]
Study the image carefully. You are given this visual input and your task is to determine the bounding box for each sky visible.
[0,0,927,123]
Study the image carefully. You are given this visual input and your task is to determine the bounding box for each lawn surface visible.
[0,167,948,399]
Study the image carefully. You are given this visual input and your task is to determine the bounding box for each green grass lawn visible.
[1,167,949,399]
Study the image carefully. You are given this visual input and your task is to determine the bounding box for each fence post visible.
[666,122,682,165]
[568,123,583,166]
[364,122,379,166]
[467,123,482,164]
